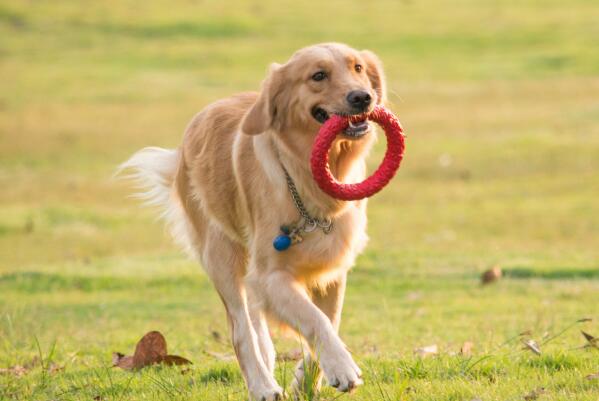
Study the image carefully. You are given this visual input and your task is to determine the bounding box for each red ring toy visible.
[310,105,405,201]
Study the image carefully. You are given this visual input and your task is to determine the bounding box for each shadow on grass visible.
[0,271,202,293]
[504,268,599,280]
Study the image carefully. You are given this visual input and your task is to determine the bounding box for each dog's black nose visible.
[346,90,372,111]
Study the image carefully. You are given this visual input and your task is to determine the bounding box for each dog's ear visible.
[361,50,386,105]
[241,63,284,135]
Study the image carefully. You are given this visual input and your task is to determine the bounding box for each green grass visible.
[1,0,598,400]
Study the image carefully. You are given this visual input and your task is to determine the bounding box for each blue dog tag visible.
[273,235,292,251]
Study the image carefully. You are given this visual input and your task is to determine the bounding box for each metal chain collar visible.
[281,164,333,234]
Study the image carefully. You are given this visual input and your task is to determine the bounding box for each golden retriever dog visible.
[120,42,386,400]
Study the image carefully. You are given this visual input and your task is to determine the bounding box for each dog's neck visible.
[260,128,375,218]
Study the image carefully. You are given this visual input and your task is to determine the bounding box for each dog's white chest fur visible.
[279,203,369,283]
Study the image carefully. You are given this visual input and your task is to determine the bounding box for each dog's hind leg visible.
[201,228,282,401]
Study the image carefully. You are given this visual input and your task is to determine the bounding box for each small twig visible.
[541,319,585,346]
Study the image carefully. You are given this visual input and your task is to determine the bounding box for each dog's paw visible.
[320,348,363,393]
[250,383,284,401]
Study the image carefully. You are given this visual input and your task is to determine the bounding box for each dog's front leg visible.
[291,274,347,394]
[262,270,361,393]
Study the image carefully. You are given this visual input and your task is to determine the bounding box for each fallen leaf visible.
[581,331,598,349]
[405,291,422,301]
[460,341,474,356]
[112,352,125,366]
[113,331,192,370]
[523,387,546,400]
[159,355,192,366]
[47,362,64,375]
[211,330,223,343]
[112,353,135,370]
[585,372,599,380]
[581,331,595,342]
[132,331,167,367]
[414,344,438,357]
[0,365,28,377]
[0,355,49,377]
[481,266,502,284]
[522,339,542,355]
[204,350,235,362]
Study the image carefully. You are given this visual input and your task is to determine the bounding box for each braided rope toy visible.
[310,105,405,201]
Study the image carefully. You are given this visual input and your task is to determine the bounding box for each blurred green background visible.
[1,1,598,400]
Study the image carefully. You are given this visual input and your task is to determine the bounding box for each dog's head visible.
[241,43,386,142]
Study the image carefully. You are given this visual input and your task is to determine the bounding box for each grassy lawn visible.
[1,0,598,400]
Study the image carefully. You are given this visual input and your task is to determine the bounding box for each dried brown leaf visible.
[522,339,542,355]
[405,291,422,301]
[113,354,135,370]
[585,372,599,380]
[112,352,125,366]
[159,355,192,366]
[581,331,598,348]
[581,331,594,341]
[132,331,168,367]
[0,365,28,377]
[460,341,474,356]
[47,362,64,375]
[523,387,546,400]
[414,344,438,357]
[113,331,192,370]
[481,266,502,284]
[210,330,223,343]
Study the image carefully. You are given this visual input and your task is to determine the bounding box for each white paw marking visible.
[250,382,284,401]
[320,347,363,393]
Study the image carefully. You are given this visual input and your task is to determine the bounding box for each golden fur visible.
[121,43,386,400]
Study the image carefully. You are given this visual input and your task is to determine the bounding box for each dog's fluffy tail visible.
[117,147,180,209]
[117,147,199,259]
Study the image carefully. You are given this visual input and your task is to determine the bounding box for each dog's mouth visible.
[311,107,370,139]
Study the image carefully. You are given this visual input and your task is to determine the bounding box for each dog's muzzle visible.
[311,107,370,139]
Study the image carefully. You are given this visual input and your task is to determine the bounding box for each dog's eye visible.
[354,64,363,73]
[312,71,327,81]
